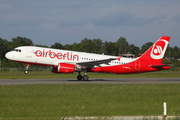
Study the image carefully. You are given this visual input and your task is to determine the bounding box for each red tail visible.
[138,36,170,63]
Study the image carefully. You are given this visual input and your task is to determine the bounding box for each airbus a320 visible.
[5,36,170,81]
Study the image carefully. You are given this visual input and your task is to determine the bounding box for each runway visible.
[0,78,180,85]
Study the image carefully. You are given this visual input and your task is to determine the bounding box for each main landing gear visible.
[77,72,89,81]
[24,64,30,74]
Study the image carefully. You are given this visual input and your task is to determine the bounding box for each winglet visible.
[116,56,122,61]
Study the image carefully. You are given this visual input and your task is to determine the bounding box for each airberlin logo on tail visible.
[34,49,79,61]
[153,45,163,55]
[150,40,168,60]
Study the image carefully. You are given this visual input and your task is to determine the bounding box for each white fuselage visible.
[6,46,136,67]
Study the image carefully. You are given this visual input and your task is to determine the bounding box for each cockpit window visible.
[13,49,21,52]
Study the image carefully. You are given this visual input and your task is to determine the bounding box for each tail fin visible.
[138,36,170,63]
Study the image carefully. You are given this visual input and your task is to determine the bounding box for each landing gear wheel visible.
[24,64,30,74]
[83,75,89,81]
[24,70,29,74]
[77,75,83,80]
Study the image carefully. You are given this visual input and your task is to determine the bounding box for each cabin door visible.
[135,60,140,70]
[26,48,32,58]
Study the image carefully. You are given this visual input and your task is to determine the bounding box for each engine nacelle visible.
[51,63,80,73]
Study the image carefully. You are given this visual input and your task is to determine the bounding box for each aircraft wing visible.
[75,58,117,68]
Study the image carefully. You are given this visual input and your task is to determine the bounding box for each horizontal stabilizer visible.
[150,64,170,68]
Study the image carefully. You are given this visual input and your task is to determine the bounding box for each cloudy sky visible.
[0,0,180,47]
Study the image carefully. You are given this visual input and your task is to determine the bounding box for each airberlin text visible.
[34,50,79,61]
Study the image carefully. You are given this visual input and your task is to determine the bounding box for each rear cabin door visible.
[135,60,140,70]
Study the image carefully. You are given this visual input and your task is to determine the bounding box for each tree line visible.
[0,36,180,68]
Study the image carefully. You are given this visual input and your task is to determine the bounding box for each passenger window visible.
[19,49,21,52]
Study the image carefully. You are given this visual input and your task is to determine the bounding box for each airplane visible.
[5,36,170,81]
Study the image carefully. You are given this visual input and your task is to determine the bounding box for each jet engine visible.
[51,63,80,73]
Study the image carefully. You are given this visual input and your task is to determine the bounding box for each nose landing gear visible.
[24,64,30,74]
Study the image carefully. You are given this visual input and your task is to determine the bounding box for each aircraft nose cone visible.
[5,52,11,60]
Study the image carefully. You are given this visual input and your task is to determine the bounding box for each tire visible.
[83,75,89,81]
[77,75,83,80]
[24,70,29,74]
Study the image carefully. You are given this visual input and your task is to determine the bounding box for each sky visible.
[0,0,180,48]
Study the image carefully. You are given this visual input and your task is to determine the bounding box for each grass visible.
[0,84,180,119]
[0,71,180,119]
[0,70,180,79]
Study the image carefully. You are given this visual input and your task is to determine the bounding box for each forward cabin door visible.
[26,48,32,58]
[135,60,140,70]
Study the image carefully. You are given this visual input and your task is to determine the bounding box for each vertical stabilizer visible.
[138,36,170,63]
